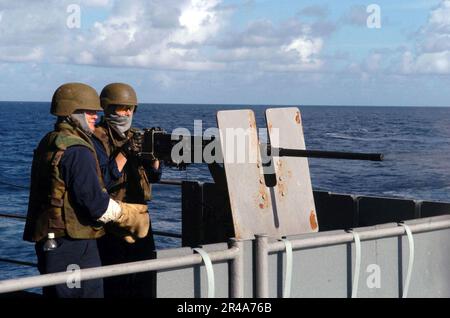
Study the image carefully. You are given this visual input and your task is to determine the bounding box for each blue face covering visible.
[104,107,133,139]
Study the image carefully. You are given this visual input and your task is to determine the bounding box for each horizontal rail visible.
[0,214,182,239]
[268,215,450,253]
[0,178,183,190]
[158,179,183,186]
[0,246,240,294]
[153,230,182,238]
[0,213,24,220]
[0,180,29,189]
[0,258,37,268]
[0,213,181,238]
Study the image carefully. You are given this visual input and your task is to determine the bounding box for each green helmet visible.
[51,83,101,116]
[100,83,138,111]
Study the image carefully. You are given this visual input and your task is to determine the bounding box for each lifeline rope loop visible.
[349,230,361,298]
[193,248,215,298]
[399,223,415,298]
[280,238,293,298]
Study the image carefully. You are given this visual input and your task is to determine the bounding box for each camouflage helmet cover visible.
[100,83,138,111]
[50,83,101,116]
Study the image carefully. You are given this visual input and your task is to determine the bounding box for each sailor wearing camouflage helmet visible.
[94,83,161,297]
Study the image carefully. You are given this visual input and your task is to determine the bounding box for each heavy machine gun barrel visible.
[268,147,383,161]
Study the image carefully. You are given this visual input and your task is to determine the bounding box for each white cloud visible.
[283,37,323,64]
[428,0,450,25]
[212,19,328,72]
[0,0,229,70]
[404,0,450,74]
[69,0,329,73]
[81,0,111,7]
[76,50,96,64]
[70,0,229,71]
[0,1,68,63]
[0,47,44,63]
[414,51,450,74]
[0,0,331,75]
[179,0,220,35]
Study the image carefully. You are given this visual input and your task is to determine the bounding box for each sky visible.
[0,0,450,106]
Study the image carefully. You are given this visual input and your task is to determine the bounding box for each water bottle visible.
[43,233,58,251]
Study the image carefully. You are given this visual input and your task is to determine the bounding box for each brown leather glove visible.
[113,202,149,242]
[104,223,138,243]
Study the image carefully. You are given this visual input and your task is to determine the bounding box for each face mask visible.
[105,112,133,139]
[69,112,93,136]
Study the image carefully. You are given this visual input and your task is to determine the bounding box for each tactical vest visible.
[23,123,106,242]
[94,122,152,204]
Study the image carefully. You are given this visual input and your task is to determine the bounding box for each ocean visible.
[2,102,450,281]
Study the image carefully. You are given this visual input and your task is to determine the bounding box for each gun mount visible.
[137,107,384,241]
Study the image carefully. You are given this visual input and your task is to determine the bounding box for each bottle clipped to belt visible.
[43,233,58,251]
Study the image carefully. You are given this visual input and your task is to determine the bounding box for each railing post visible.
[255,234,269,298]
[229,238,244,298]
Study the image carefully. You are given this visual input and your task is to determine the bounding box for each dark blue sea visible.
[2,102,450,282]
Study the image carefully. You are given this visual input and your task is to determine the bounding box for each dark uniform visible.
[95,83,161,298]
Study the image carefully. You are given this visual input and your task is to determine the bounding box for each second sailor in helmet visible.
[94,83,161,298]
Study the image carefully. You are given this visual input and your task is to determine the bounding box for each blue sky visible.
[1,0,450,106]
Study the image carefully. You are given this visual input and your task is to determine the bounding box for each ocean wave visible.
[325,133,379,142]
[325,132,417,143]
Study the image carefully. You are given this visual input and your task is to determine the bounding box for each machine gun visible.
[135,127,383,169]
[136,108,385,242]
[137,128,214,169]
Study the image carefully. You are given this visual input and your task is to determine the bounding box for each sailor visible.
[94,83,161,298]
[23,83,150,298]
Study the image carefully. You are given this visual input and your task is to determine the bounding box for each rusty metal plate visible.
[217,109,274,239]
[266,107,318,233]
[217,109,316,239]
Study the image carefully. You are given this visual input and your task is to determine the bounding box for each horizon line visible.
[1,101,450,108]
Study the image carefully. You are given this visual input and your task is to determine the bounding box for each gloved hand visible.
[104,223,139,243]
[113,201,149,240]
[120,131,144,158]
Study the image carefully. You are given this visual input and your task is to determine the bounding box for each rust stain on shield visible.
[276,160,286,199]
[310,210,318,231]
[295,111,301,124]
[258,184,270,209]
